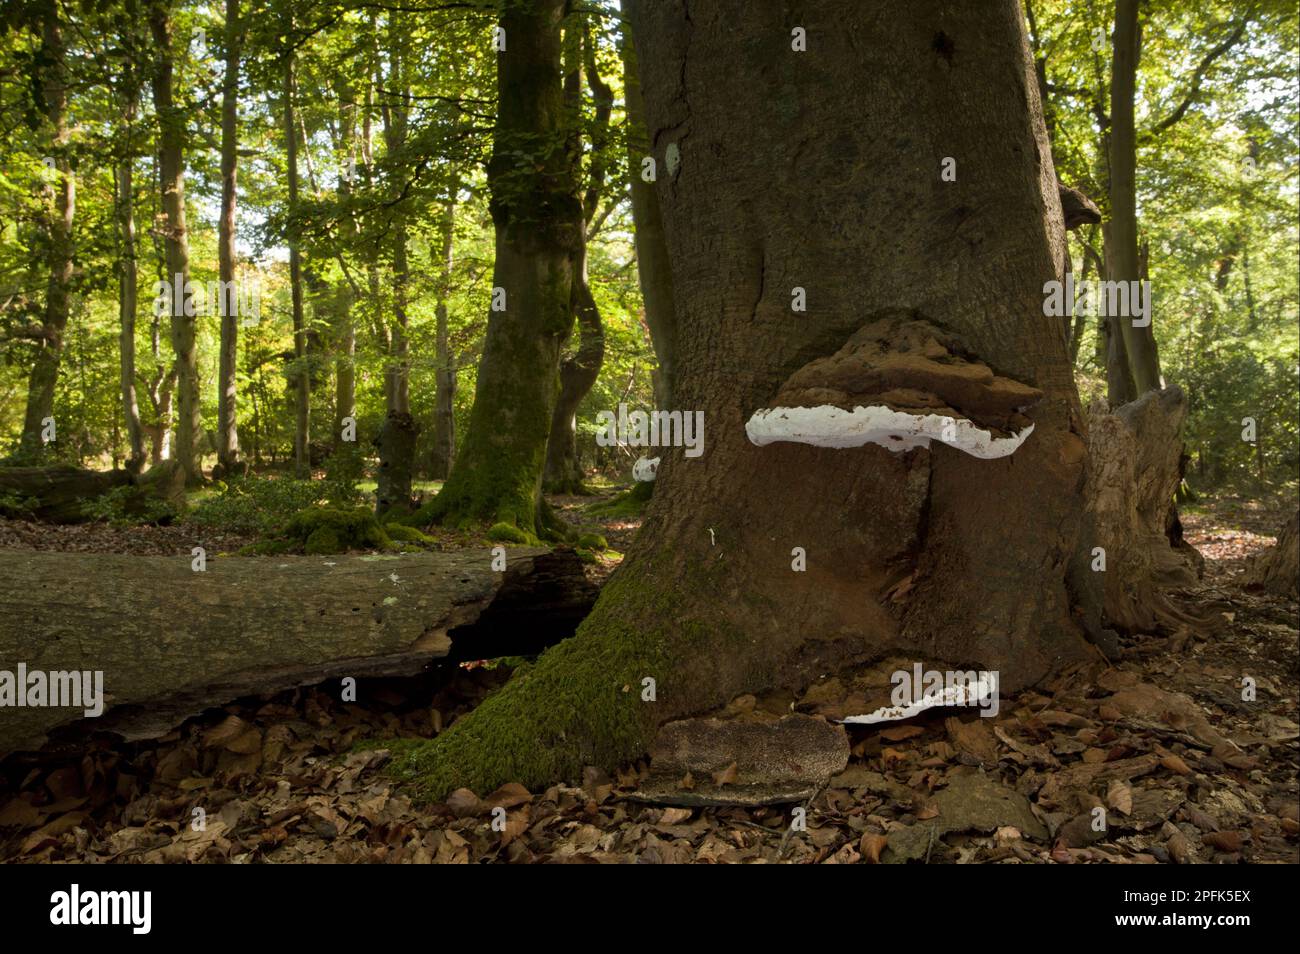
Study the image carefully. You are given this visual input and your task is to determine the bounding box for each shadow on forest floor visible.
[0,492,1294,863]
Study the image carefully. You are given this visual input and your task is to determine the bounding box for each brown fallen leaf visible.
[445,788,482,818]
[1202,831,1243,853]
[483,782,532,811]
[677,771,695,790]
[711,762,738,787]
[880,725,924,742]
[1107,779,1133,816]
[859,832,888,863]
[1160,754,1192,776]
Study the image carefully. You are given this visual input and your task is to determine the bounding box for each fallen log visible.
[0,547,597,756]
[0,460,186,524]
[0,465,132,523]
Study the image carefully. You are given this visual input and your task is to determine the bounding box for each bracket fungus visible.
[745,314,1041,459]
[632,456,660,482]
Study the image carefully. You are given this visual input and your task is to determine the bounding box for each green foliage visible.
[486,522,530,544]
[186,476,363,535]
[81,484,177,526]
[282,506,391,554]
[576,532,607,551]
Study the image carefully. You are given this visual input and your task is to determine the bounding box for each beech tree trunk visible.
[429,188,458,480]
[544,23,609,495]
[116,54,147,474]
[1108,0,1162,396]
[622,7,678,410]
[149,0,202,485]
[283,31,310,479]
[1244,512,1299,599]
[19,11,75,462]
[427,0,580,537]
[403,0,1098,798]
[0,548,596,756]
[215,0,243,477]
[1085,387,1206,634]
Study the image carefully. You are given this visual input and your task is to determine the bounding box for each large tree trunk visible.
[116,60,147,474]
[1244,512,1299,599]
[426,0,580,537]
[148,1,202,485]
[621,9,677,410]
[215,0,243,477]
[18,12,75,462]
[401,0,1096,799]
[1085,387,1205,634]
[0,548,596,756]
[1107,0,1162,396]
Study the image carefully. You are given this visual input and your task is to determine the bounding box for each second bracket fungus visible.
[745,313,1041,459]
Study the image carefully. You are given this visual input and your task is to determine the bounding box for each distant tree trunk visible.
[332,88,358,454]
[544,22,609,494]
[429,184,458,480]
[149,0,201,484]
[427,0,581,537]
[1108,0,1162,396]
[1102,224,1136,406]
[19,12,75,462]
[116,60,147,474]
[1244,512,1299,599]
[622,7,677,410]
[409,0,1099,798]
[378,16,416,505]
[282,32,310,478]
[215,0,243,478]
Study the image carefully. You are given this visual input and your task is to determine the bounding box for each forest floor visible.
[0,490,1296,864]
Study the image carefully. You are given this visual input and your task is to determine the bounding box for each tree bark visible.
[0,548,596,756]
[1084,387,1206,634]
[430,185,458,480]
[18,11,75,462]
[426,0,581,537]
[402,0,1097,798]
[215,0,243,477]
[544,22,609,494]
[282,33,310,478]
[116,58,147,474]
[621,6,678,410]
[148,0,202,485]
[1243,513,1299,599]
[1108,0,1162,395]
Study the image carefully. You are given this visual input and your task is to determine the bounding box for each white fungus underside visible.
[745,404,1034,459]
[838,676,998,724]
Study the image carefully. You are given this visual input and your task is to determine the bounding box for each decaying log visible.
[1085,386,1208,633]
[0,465,132,523]
[0,461,186,524]
[0,547,596,755]
[1243,512,1299,599]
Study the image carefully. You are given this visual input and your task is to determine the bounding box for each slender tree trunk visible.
[544,21,609,494]
[1102,222,1136,406]
[1108,0,1162,395]
[149,0,201,484]
[407,0,1096,797]
[332,88,358,453]
[19,12,75,462]
[430,183,458,480]
[216,0,243,476]
[116,61,147,474]
[426,0,581,537]
[283,35,309,478]
[621,7,677,410]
